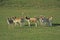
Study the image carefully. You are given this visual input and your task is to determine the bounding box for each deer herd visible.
[7,15,53,27]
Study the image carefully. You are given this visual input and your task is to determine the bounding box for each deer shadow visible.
[25,23,60,27]
[52,23,60,27]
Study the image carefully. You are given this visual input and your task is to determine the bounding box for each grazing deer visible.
[47,16,53,26]
[11,16,25,26]
[7,16,25,27]
[39,16,53,26]
[25,16,38,27]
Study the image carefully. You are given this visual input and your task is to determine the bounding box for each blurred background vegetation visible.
[0,0,60,9]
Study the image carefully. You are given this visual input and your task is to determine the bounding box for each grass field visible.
[0,7,60,40]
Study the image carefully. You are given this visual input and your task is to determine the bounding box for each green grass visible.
[0,7,60,40]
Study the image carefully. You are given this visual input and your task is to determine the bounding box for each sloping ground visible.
[0,0,60,8]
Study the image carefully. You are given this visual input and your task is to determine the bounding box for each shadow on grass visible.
[25,24,37,27]
[52,23,60,27]
[25,23,60,27]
